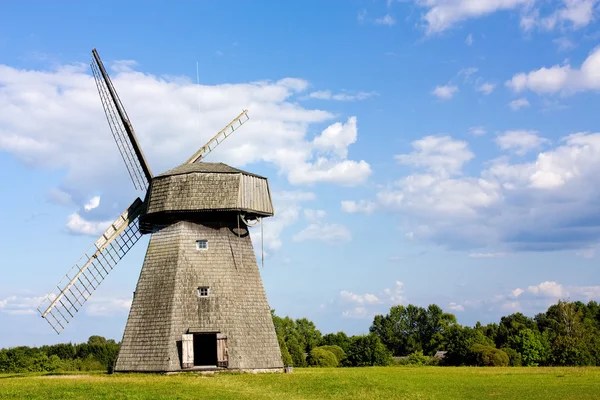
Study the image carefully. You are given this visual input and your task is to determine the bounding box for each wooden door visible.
[216,333,228,367]
[182,334,194,369]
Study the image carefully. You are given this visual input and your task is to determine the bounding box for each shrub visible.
[318,345,345,364]
[345,334,393,367]
[407,351,429,366]
[307,348,338,367]
[501,347,522,366]
[472,344,509,367]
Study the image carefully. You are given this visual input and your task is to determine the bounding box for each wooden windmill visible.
[37,49,283,372]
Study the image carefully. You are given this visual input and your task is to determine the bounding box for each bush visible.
[318,345,345,364]
[472,344,509,367]
[345,334,393,367]
[307,348,338,367]
[501,347,523,366]
[407,351,429,366]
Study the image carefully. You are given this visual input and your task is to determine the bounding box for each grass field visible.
[1,367,599,399]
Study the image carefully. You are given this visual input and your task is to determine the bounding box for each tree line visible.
[2,299,599,373]
[273,299,600,367]
[0,335,119,373]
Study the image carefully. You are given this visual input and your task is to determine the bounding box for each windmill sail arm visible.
[185,109,249,164]
[37,198,145,334]
[90,48,153,191]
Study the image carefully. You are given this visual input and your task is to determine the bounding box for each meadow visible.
[1,367,599,400]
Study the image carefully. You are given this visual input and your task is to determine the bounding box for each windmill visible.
[37,48,283,372]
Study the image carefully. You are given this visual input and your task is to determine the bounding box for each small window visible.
[198,286,210,298]
[196,240,208,250]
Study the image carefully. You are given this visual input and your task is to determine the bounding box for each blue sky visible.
[2,0,600,348]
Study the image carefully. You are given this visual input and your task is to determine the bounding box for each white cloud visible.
[395,135,474,176]
[448,302,465,311]
[83,195,100,212]
[349,130,600,252]
[65,212,112,236]
[476,82,496,95]
[306,90,376,101]
[340,290,382,305]
[415,0,532,35]
[509,97,530,110]
[313,116,358,158]
[358,9,367,23]
[293,222,352,244]
[85,297,132,316]
[0,294,47,315]
[495,130,550,155]
[341,200,377,214]
[0,60,370,209]
[338,280,405,318]
[469,126,487,136]
[506,46,600,94]
[375,14,396,26]
[303,208,327,223]
[432,84,458,99]
[465,33,474,45]
[538,0,598,31]
[250,190,315,252]
[554,37,577,52]
[413,0,597,35]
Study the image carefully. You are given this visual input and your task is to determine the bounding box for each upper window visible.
[196,240,208,250]
[198,286,210,297]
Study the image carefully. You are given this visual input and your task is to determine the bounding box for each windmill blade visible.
[185,109,250,164]
[37,198,145,334]
[90,48,153,191]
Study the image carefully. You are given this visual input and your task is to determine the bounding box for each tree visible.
[321,332,351,353]
[295,318,322,354]
[511,329,547,366]
[345,334,392,367]
[307,347,338,367]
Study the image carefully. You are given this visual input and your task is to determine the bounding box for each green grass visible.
[1,367,599,399]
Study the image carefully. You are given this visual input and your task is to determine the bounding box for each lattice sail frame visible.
[90,50,152,191]
[37,198,145,334]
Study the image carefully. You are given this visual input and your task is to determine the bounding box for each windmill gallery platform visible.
[36,48,284,374]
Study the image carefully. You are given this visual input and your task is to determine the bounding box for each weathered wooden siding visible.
[114,220,283,372]
[238,174,273,215]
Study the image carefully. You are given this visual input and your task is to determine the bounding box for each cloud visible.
[415,0,532,35]
[465,33,474,45]
[375,14,396,26]
[448,302,465,312]
[469,126,487,136]
[537,0,598,31]
[83,195,100,212]
[358,9,367,23]
[0,294,47,315]
[348,131,600,252]
[250,190,315,252]
[554,37,577,52]
[341,200,377,214]
[0,59,370,212]
[413,0,597,35]
[509,98,530,110]
[306,90,376,101]
[432,84,458,100]
[65,212,112,236]
[506,46,600,95]
[85,297,132,316]
[293,222,352,244]
[340,290,382,305]
[476,82,496,95]
[395,135,474,176]
[339,280,406,319]
[495,130,550,155]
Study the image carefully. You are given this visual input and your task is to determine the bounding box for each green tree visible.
[307,347,338,367]
[345,334,392,367]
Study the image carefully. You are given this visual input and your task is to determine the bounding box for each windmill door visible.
[217,333,228,367]
[182,334,194,369]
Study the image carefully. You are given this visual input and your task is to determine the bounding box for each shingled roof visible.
[158,162,266,179]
